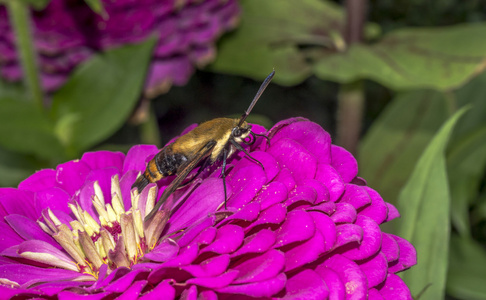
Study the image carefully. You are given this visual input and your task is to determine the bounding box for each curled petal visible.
[385,203,400,222]
[227,165,266,208]
[358,252,388,288]
[284,230,326,272]
[247,203,287,230]
[255,181,288,210]
[331,145,358,183]
[331,202,357,224]
[378,274,413,300]
[381,233,400,263]
[232,249,285,284]
[323,254,368,300]
[139,280,175,300]
[387,235,417,273]
[360,187,388,225]
[340,184,371,210]
[186,270,239,289]
[268,138,317,184]
[273,168,296,193]
[286,185,317,206]
[216,273,287,298]
[334,224,363,249]
[231,229,276,258]
[275,210,315,248]
[282,269,329,299]
[201,225,244,255]
[182,254,230,278]
[315,267,346,300]
[341,215,382,261]
[308,211,336,253]
[315,164,344,202]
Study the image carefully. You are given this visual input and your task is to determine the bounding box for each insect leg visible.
[230,139,265,171]
[221,147,228,209]
[253,132,271,145]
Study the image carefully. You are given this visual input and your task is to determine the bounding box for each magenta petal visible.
[247,203,287,230]
[186,270,239,288]
[341,215,382,261]
[268,138,317,184]
[5,214,59,248]
[0,264,87,287]
[315,164,345,202]
[35,187,71,215]
[177,216,215,248]
[17,169,56,192]
[180,284,198,300]
[369,288,385,300]
[0,189,37,219]
[334,224,363,249]
[381,233,400,263]
[123,144,159,174]
[200,224,244,254]
[340,184,371,210]
[227,165,266,208]
[233,151,279,183]
[116,280,147,300]
[378,274,413,300]
[198,290,217,300]
[286,185,317,206]
[302,178,330,203]
[182,255,230,277]
[168,178,224,233]
[58,291,110,300]
[275,210,315,248]
[255,181,288,210]
[308,211,336,252]
[323,254,368,299]
[0,222,25,251]
[233,249,285,284]
[192,226,217,246]
[385,203,400,221]
[284,231,325,272]
[273,168,296,193]
[55,160,90,195]
[159,243,199,269]
[271,120,332,164]
[139,280,175,300]
[81,151,124,172]
[331,145,358,183]
[358,252,388,288]
[231,229,276,258]
[223,202,260,223]
[331,202,357,224]
[315,267,346,300]
[105,268,149,292]
[17,240,74,268]
[359,187,388,225]
[387,234,417,273]
[35,281,87,296]
[282,269,328,300]
[144,239,179,262]
[216,273,286,297]
[307,201,336,215]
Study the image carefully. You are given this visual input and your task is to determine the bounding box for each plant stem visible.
[336,81,364,155]
[336,0,368,154]
[6,0,44,110]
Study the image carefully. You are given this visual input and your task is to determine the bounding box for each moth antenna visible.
[238,69,275,127]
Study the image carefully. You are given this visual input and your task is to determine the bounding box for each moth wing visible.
[144,140,217,221]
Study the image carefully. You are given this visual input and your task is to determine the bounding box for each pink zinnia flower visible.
[0,118,416,299]
[0,0,239,95]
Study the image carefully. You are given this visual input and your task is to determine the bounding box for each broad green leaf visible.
[211,0,359,85]
[396,107,468,300]
[51,37,156,155]
[0,146,41,187]
[0,79,29,101]
[447,71,486,236]
[358,90,449,206]
[447,234,486,300]
[314,23,486,91]
[0,98,64,160]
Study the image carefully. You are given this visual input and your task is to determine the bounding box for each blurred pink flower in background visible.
[0,118,416,299]
[0,0,240,96]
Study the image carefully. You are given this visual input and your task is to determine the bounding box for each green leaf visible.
[358,90,450,207]
[396,107,468,300]
[447,234,486,300]
[19,0,51,10]
[314,23,486,90]
[83,0,105,16]
[0,98,64,160]
[0,146,42,187]
[447,71,486,235]
[210,0,350,85]
[50,37,156,155]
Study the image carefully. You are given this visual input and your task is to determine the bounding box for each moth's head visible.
[231,121,252,144]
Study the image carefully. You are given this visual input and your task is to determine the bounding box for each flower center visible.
[39,175,168,278]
